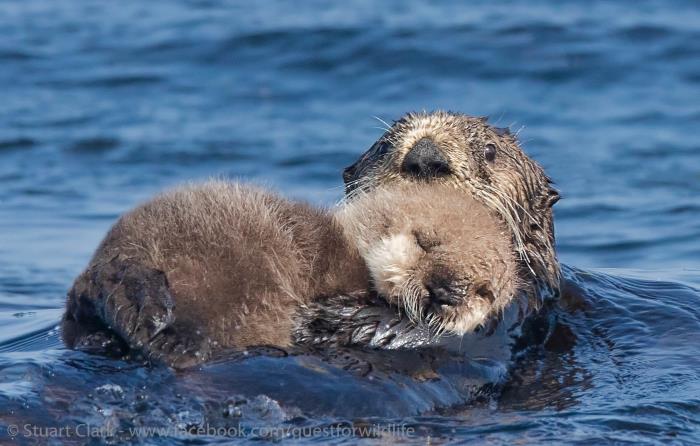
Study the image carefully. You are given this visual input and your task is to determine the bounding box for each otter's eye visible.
[484,144,497,163]
[413,230,441,252]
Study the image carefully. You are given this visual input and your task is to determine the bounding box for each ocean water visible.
[1,1,699,444]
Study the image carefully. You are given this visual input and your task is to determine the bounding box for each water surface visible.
[1,1,699,444]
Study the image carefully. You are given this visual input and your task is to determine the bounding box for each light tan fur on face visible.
[362,233,423,298]
[336,183,520,336]
[343,111,561,309]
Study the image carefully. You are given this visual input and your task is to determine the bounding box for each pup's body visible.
[62,181,519,367]
[62,181,368,366]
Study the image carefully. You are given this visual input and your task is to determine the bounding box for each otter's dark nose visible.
[427,283,460,307]
[401,138,451,178]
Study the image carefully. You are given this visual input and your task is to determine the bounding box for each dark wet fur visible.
[293,292,401,348]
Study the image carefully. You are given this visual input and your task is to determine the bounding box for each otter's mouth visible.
[415,283,468,333]
[408,280,499,337]
[422,283,462,313]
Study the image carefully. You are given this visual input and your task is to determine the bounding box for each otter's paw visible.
[94,257,176,350]
[72,330,130,358]
[144,321,213,369]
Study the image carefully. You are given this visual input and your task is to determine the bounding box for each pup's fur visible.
[344,111,561,307]
[338,185,519,336]
[62,181,369,367]
[62,180,519,367]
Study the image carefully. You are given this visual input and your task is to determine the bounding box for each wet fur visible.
[338,185,520,336]
[62,181,519,367]
[62,180,369,367]
[343,111,561,309]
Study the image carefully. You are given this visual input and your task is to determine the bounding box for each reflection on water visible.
[1,0,699,444]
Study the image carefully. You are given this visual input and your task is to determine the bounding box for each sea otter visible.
[343,111,561,310]
[61,180,519,367]
[337,184,520,338]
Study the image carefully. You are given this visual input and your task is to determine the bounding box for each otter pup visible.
[343,111,562,310]
[62,180,368,367]
[337,185,519,337]
[62,180,518,367]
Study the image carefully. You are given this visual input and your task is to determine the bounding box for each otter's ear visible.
[494,126,511,137]
[543,176,561,208]
[546,188,561,208]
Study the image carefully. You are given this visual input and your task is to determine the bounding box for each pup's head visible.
[337,183,520,336]
[342,111,561,301]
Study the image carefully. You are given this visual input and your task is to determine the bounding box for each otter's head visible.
[337,184,520,336]
[343,111,560,301]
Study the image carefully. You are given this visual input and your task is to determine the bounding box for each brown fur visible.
[343,111,561,308]
[62,180,369,366]
[338,184,519,335]
[62,180,519,367]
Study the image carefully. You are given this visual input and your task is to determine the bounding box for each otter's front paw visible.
[72,330,130,358]
[94,257,176,349]
[145,321,213,369]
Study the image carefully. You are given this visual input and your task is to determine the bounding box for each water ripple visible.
[1,1,699,444]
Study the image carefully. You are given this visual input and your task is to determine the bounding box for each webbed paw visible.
[94,257,176,348]
[145,320,213,369]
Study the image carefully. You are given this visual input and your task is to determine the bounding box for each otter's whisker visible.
[372,115,392,133]
[484,183,538,225]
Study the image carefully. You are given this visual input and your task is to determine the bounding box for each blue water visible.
[1,1,699,444]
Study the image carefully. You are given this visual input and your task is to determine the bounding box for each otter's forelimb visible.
[62,255,212,368]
